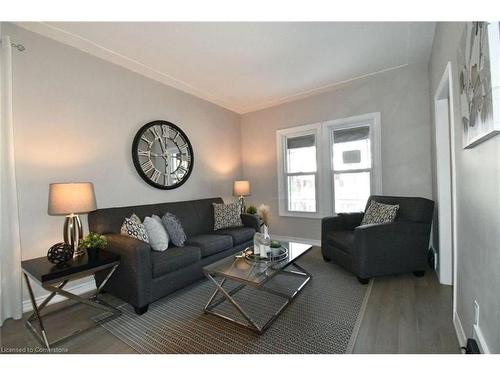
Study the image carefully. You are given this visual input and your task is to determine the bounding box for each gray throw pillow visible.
[213,202,243,230]
[361,201,399,226]
[161,212,186,247]
[143,215,169,251]
[120,214,149,243]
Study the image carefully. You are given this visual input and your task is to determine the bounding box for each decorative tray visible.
[240,245,289,265]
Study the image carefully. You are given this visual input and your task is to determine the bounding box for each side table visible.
[21,249,121,349]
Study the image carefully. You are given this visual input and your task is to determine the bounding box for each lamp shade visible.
[233,180,250,197]
[48,182,97,215]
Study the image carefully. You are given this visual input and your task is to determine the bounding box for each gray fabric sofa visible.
[321,195,434,284]
[88,197,259,314]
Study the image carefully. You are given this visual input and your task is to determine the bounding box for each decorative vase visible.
[253,232,262,256]
[260,225,271,259]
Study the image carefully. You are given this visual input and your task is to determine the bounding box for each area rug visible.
[97,247,373,353]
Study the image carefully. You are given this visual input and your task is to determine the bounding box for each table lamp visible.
[233,180,250,213]
[48,182,97,257]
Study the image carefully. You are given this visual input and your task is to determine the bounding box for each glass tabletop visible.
[202,241,312,286]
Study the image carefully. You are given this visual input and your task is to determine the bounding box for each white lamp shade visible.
[48,182,97,215]
[233,180,250,197]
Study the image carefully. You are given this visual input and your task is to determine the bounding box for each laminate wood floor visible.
[1,269,459,354]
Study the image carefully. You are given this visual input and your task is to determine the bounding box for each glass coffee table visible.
[202,241,312,334]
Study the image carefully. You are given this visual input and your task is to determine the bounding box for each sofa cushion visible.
[143,215,169,251]
[325,230,355,252]
[215,227,255,245]
[185,234,233,257]
[150,246,201,278]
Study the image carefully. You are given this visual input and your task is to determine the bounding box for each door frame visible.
[433,62,458,308]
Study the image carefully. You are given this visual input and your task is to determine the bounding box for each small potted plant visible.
[79,232,108,260]
[246,205,258,215]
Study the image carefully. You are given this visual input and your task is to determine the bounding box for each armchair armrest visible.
[95,234,152,309]
[241,213,261,232]
[322,212,364,233]
[352,221,431,277]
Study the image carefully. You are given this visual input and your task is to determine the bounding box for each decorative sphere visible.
[47,242,74,264]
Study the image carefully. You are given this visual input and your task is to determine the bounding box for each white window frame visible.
[276,123,323,218]
[277,113,382,218]
[322,112,382,214]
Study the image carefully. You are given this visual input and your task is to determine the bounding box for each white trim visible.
[276,123,323,219]
[322,112,382,215]
[433,62,456,287]
[22,279,96,313]
[453,311,467,349]
[473,324,491,354]
[271,235,321,247]
[276,113,382,219]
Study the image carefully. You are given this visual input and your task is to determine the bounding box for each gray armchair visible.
[321,195,434,284]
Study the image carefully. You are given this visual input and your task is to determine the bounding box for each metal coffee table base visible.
[203,262,311,334]
[23,265,121,349]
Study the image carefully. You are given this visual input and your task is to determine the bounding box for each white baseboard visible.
[272,235,321,247]
[453,310,467,349]
[22,279,96,313]
[473,324,491,354]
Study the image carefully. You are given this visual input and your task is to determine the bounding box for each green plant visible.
[80,232,108,250]
[246,205,257,215]
[270,240,281,248]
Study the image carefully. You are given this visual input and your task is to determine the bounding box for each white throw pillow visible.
[143,215,169,251]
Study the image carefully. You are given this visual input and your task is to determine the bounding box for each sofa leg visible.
[357,276,370,285]
[134,304,149,315]
[413,270,425,277]
[322,253,331,262]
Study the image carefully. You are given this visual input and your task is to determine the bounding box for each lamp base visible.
[238,196,246,213]
[63,214,84,258]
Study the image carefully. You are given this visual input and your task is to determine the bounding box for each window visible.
[331,126,372,213]
[286,134,317,212]
[277,113,381,218]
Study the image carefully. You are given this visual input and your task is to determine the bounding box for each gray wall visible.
[5,24,242,301]
[429,22,500,353]
[241,63,433,240]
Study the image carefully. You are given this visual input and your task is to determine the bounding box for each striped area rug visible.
[98,247,372,353]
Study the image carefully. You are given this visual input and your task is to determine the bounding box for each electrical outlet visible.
[474,300,480,325]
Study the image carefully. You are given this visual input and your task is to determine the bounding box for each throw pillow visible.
[143,215,169,251]
[213,202,243,231]
[120,214,149,243]
[161,212,186,247]
[360,201,399,226]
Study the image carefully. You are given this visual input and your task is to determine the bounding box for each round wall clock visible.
[132,120,194,189]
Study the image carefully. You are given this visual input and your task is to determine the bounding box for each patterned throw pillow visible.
[161,212,186,247]
[143,215,169,251]
[213,202,243,231]
[360,201,399,226]
[120,214,149,243]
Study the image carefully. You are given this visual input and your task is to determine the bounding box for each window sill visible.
[278,211,323,219]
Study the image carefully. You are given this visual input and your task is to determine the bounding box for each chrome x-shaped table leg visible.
[24,264,121,349]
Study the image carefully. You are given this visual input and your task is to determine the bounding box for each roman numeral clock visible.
[132,120,194,189]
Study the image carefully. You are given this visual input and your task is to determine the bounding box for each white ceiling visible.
[16,22,436,114]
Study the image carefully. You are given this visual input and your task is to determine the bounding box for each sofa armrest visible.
[241,213,260,232]
[352,221,431,277]
[95,234,152,309]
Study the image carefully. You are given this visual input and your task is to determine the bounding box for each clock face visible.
[132,120,194,189]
